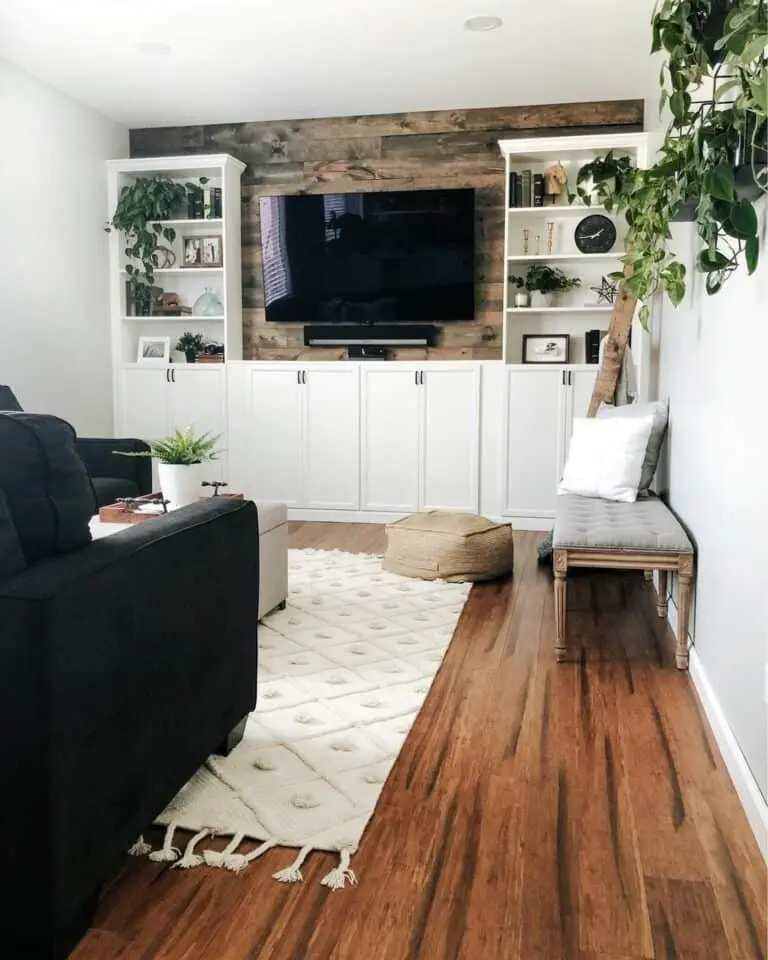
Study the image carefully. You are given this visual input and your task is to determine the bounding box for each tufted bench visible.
[553,494,694,669]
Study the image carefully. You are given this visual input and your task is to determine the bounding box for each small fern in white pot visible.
[118,426,221,509]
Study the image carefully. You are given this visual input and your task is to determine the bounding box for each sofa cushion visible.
[0,413,95,562]
[554,494,693,553]
[596,399,669,495]
[91,477,141,509]
[0,489,26,581]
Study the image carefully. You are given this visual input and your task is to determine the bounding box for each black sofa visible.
[0,411,260,958]
[0,385,152,507]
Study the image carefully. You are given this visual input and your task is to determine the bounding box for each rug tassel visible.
[172,829,210,869]
[320,849,357,891]
[203,832,245,868]
[223,839,277,875]
[128,835,152,857]
[149,823,181,863]
[273,845,313,884]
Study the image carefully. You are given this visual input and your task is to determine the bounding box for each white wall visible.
[0,58,127,434]
[656,200,768,808]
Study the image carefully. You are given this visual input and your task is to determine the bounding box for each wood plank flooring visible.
[72,525,767,960]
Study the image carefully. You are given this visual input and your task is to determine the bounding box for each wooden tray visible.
[98,493,167,524]
[98,491,245,524]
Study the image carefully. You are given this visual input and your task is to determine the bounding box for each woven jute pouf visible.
[383,510,514,583]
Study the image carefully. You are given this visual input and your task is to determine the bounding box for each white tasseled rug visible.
[131,549,469,888]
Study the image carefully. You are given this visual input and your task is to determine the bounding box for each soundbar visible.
[303,324,440,348]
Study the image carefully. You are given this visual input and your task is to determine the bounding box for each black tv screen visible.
[259,188,475,325]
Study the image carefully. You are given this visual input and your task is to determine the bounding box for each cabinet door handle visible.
[297,370,301,385]
[414,371,418,386]
[172,368,176,383]
[561,371,566,386]
[419,371,424,386]
[302,370,307,385]
[166,368,170,383]
[568,371,573,386]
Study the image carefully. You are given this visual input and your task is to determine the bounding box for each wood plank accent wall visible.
[130,100,643,361]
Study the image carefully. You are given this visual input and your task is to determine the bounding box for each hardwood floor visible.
[72,525,767,960]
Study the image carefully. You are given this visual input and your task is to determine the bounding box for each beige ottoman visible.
[255,501,288,619]
[383,511,514,583]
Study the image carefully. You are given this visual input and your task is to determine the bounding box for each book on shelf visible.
[211,187,222,218]
[514,175,523,208]
[533,174,544,207]
[521,170,532,208]
[508,172,519,207]
[585,329,607,364]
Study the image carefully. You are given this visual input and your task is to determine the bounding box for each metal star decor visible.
[590,276,619,305]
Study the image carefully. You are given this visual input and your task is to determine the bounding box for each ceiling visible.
[0,0,656,128]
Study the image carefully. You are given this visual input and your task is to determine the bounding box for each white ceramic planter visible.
[532,291,555,308]
[514,291,531,308]
[158,462,206,510]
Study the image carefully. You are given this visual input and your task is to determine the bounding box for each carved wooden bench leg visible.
[554,549,568,662]
[656,569,669,618]
[675,555,694,671]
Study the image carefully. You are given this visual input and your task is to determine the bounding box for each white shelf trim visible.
[507,205,606,215]
[506,252,623,262]
[507,306,614,314]
[120,315,225,322]
[119,267,224,274]
[148,218,223,227]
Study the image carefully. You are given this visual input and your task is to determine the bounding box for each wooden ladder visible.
[586,283,637,417]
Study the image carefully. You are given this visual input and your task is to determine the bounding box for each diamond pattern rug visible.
[132,548,469,888]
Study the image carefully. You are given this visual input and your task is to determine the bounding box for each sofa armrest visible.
[74,437,152,493]
[0,498,260,942]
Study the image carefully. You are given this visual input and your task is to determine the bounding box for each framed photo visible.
[137,336,171,365]
[522,334,570,364]
[182,235,222,267]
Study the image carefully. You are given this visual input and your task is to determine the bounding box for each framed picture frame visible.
[522,334,570,364]
[182,235,222,267]
[137,336,171,365]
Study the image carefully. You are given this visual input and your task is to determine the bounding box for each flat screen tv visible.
[259,188,474,325]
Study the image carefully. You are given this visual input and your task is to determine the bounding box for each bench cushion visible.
[554,494,693,553]
[254,501,287,536]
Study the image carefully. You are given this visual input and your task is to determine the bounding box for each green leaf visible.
[729,198,759,238]
[698,248,731,272]
[669,90,689,122]
[704,163,736,201]
[740,33,768,64]
[746,234,760,274]
[714,78,743,102]
[638,304,650,330]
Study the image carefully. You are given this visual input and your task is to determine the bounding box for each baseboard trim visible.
[665,589,768,860]
[286,508,553,530]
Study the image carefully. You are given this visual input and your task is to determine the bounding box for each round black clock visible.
[574,214,616,254]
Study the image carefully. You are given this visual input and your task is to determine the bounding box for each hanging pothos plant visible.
[570,0,766,327]
[108,175,208,311]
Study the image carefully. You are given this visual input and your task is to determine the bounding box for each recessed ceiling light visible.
[134,41,172,57]
[464,14,503,31]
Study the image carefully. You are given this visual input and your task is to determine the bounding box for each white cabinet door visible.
[502,368,564,518]
[167,367,226,439]
[303,366,360,510]
[168,366,227,481]
[420,366,480,512]
[119,367,168,441]
[247,366,304,507]
[562,368,598,469]
[360,367,420,512]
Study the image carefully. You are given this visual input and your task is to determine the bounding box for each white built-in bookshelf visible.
[107,155,245,368]
[498,133,649,368]
[106,154,245,448]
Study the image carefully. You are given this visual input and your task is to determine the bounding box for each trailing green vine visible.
[572,0,766,327]
[108,175,208,312]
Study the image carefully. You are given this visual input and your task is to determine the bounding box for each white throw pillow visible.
[558,416,655,503]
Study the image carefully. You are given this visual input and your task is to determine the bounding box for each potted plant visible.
[117,426,221,509]
[566,0,766,327]
[107,174,209,316]
[510,264,581,307]
[176,331,206,363]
